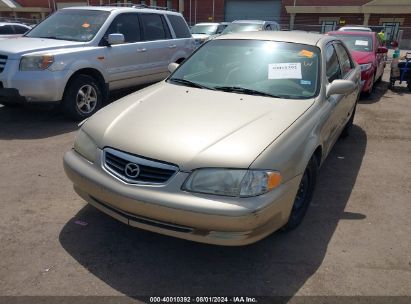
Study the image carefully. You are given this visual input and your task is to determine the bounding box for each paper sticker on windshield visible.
[268,63,302,79]
[82,23,90,28]
[299,50,314,58]
[355,40,368,46]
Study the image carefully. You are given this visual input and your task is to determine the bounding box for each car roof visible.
[0,22,30,27]
[339,26,371,31]
[214,31,327,46]
[62,6,182,16]
[194,23,220,26]
[232,20,266,24]
[328,31,375,37]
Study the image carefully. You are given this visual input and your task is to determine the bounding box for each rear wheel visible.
[62,75,103,121]
[283,156,318,231]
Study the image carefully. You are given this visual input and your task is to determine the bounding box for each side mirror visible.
[168,62,179,74]
[107,33,125,45]
[326,79,355,98]
[377,46,388,54]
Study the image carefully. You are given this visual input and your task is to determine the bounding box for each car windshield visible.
[169,40,320,99]
[222,23,263,34]
[26,9,110,42]
[191,24,218,35]
[335,35,373,52]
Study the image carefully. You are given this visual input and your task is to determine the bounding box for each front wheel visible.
[283,156,318,231]
[62,75,103,121]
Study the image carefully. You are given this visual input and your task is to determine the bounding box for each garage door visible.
[225,0,281,22]
[56,2,88,9]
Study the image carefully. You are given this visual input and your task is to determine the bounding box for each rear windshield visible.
[222,23,263,34]
[334,35,373,52]
[26,9,109,42]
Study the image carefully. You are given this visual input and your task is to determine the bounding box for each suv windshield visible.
[191,24,218,35]
[222,23,263,34]
[169,40,320,99]
[334,35,373,52]
[26,9,109,42]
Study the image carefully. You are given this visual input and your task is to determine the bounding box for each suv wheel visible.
[283,156,318,231]
[63,75,102,120]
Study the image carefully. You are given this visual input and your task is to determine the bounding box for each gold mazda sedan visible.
[64,32,360,245]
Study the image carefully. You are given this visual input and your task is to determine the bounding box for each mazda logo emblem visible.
[124,163,140,178]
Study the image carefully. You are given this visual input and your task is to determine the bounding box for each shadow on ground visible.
[59,125,367,299]
[358,80,389,104]
[0,85,148,140]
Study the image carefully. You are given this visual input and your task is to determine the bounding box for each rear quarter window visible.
[167,14,191,38]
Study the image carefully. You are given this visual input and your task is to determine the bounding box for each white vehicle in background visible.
[338,26,372,32]
[191,22,229,44]
[0,22,31,40]
[0,6,195,120]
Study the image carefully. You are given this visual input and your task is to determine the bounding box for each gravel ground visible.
[0,69,410,303]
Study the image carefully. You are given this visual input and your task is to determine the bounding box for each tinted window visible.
[13,25,29,34]
[325,44,341,83]
[167,15,191,38]
[216,24,227,34]
[0,25,14,35]
[170,40,320,99]
[26,10,109,42]
[105,13,141,43]
[265,24,272,30]
[141,13,169,41]
[334,43,354,77]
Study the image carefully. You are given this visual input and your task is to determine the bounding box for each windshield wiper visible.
[169,78,214,90]
[213,86,285,98]
[37,36,68,40]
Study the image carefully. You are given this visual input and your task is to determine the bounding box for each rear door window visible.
[140,13,171,41]
[13,25,29,34]
[167,14,191,38]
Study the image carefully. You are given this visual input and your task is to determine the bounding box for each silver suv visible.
[0,6,195,120]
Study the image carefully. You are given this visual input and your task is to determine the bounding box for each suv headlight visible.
[360,63,372,72]
[182,168,282,197]
[19,55,54,71]
[74,129,97,162]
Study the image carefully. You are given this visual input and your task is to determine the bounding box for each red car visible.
[327,31,387,95]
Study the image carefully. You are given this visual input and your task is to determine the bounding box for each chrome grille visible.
[0,55,7,73]
[103,148,178,185]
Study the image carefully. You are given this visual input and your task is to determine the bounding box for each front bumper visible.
[0,59,71,103]
[63,149,301,246]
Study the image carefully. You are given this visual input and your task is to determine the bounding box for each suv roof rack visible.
[101,3,176,11]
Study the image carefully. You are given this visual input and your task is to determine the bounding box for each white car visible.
[0,22,31,40]
[191,22,229,44]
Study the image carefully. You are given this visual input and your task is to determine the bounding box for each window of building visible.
[151,0,157,6]
[167,0,172,9]
[321,21,337,33]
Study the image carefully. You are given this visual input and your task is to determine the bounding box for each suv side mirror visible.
[326,79,355,98]
[107,33,125,45]
[377,46,388,54]
[168,62,179,73]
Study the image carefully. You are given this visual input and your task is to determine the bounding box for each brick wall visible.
[282,0,370,6]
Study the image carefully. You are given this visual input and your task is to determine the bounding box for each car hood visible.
[83,82,314,171]
[0,37,84,59]
[350,50,375,65]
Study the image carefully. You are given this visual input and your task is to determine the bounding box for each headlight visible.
[360,63,373,72]
[182,168,282,197]
[74,129,97,162]
[19,55,54,71]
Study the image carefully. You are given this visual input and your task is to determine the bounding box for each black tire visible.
[340,101,357,138]
[62,75,103,121]
[283,156,318,231]
[0,102,21,108]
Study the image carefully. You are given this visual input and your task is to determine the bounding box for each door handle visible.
[168,45,177,49]
[137,48,147,52]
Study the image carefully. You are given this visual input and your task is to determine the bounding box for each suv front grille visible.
[0,55,7,73]
[102,148,179,185]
